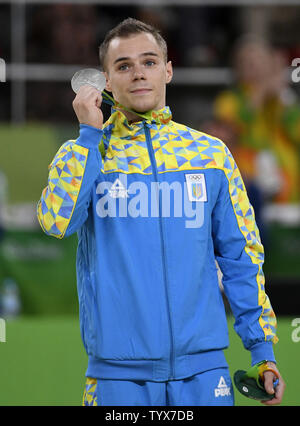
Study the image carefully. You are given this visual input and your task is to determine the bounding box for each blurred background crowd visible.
[0,1,300,318]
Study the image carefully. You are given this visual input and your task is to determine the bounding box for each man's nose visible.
[132,64,145,79]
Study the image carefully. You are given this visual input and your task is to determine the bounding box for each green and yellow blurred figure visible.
[214,35,300,204]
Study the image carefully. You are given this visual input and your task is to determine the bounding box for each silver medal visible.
[71,68,106,93]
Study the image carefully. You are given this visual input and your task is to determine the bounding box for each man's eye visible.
[118,64,129,71]
[145,60,155,66]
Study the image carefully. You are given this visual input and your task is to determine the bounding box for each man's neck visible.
[121,109,144,124]
[117,103,166,123]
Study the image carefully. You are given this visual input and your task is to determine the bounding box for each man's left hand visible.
[262,362,285,405]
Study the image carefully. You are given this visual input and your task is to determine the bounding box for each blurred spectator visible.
[213,35,300,207]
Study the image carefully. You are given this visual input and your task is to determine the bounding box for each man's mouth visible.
[130,88,152,95]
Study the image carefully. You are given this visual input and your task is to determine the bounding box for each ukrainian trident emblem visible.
[192,183,203,200]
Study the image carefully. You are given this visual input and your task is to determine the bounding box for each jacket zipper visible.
[143,121,175,380]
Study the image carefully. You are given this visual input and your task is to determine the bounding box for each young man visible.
[37,18,285,406]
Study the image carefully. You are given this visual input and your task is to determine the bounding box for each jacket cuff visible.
[250,341,276,366]
[76,124,103,149]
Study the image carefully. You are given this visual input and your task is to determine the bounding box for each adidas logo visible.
[214,376,231,397]
[109,178,129,199]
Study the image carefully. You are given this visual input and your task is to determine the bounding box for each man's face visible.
[104,32,173,114]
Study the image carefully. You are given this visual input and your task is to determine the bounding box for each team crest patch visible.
[185,174,207,202]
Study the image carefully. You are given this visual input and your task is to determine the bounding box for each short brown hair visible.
[99,17,168,71]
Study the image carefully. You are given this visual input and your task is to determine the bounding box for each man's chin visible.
[129,106,150,114]
[129,100,159,113]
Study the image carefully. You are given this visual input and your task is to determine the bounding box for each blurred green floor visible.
[0,315,299,406]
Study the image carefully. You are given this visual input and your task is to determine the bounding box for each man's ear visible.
[166,61,173,84]
[104,72,112,92]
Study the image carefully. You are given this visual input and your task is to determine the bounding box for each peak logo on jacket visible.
[95,175,205,228]
[109,178,129,199]
[214,376,231,398]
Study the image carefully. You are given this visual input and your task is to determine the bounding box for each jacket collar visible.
[104,106,172,132]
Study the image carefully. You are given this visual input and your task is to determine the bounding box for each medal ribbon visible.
[101,90,153,121]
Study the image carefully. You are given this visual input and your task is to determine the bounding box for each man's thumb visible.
[264,371,275,394]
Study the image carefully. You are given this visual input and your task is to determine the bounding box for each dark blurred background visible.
[1,1,300,318]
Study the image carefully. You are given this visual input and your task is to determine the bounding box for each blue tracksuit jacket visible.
[37,106,278,381]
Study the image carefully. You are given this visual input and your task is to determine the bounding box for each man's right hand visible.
[72,85,103,130]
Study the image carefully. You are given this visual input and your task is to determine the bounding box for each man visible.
[214,36,300,205]
[37,18,285,406]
